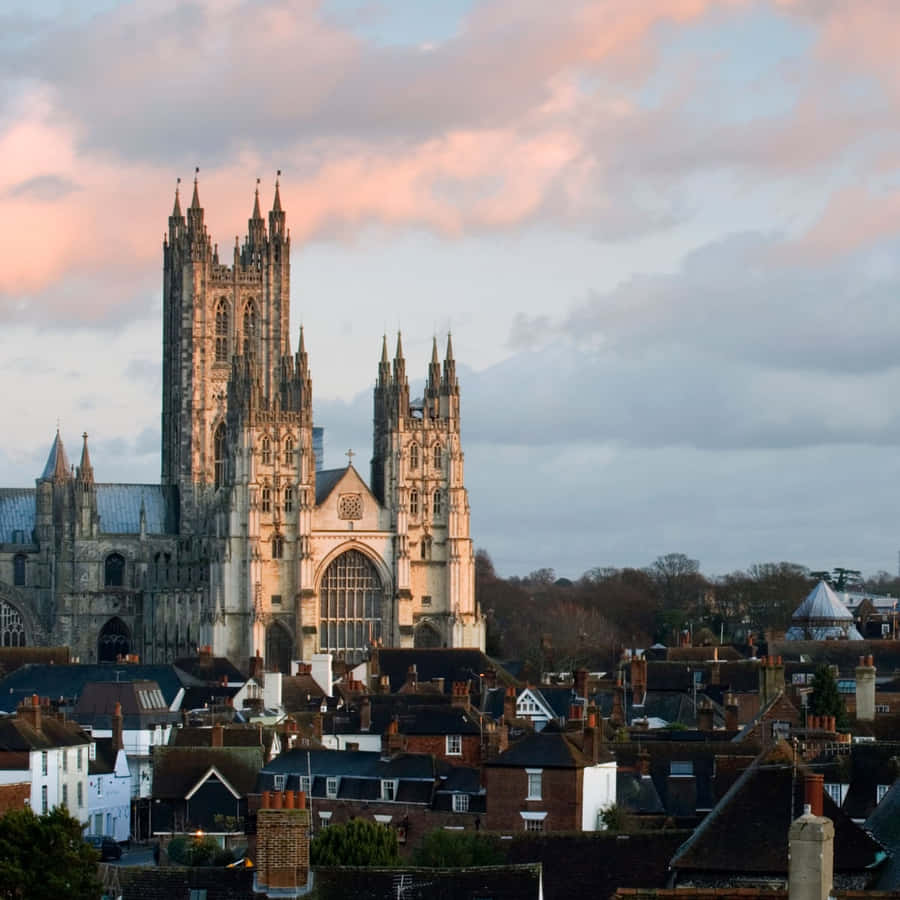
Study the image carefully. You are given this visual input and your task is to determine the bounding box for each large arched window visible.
[266,622,293,675]
[272,534,284,559]
[432,443,442,470]
[98,617,130,662]
[319,550,383,663]
[0,599,26,647]
[214,299,229,362]
[214,423,227,489]
[242,300,258,356]
[13,554,26,587]
[105,553,125,588]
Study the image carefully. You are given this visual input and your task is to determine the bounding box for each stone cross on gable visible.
[345,448,355,465]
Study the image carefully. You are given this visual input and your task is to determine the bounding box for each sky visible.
[2,0,900,581]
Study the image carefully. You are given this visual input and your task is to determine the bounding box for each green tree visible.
[411,830,502,867]
[310,820,399,867]
[0,806,102,900]
[166,834,235,867]
[810,665,848,729]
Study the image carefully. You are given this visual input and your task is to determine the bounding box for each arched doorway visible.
[0,599,26,647]
[319,549,383,663]
[98,617,130,662]
[265,622,293,674]
[414,620,442,649]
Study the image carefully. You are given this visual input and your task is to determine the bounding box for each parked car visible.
[86,834,122,861]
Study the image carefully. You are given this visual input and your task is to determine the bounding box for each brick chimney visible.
[212,722,224,748]
[584,711,603,763]
[17,695,41,732]
[789,797,833,900]
[484,720,509,761]
[484,667,497,690]
[630,657,647,707]
[382,717,406,756]
[255,789,311,894]
[610,680,625,727]
[759,655,785,706]
[503,687,516,723]
[724,692,739,731]
[378,674,390,694]
[404,665,418,693]
[451,681,470,711]
[855,655,876,722]
[249,649,264,681]
[360,697,371,732]
[431,677,445,694]
[111,702,124,753]
[803,773,824,817]
[697,701,714,732]
[574,668,588,700]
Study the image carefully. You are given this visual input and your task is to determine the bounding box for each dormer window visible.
[380,779,397,801]
[326,777,339,799]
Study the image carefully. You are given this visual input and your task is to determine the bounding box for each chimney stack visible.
[788,802,833,900]
[610,680,625,727]
[212,722,224,747]
[697,701,715,732]
[17,694,42,733]
[451,681,470,711]
[630,657,647,707]
[503,687,516,723]
[311,653,333,698]
[803,773,824,817]
[724,692,739,731]
[360,697,371,732]
[759,655,785,706]
[111,702,124,753]
[256,790,311,894]
[404,665,418,693]
[249,650,264,681]
[574,668,588,700]
[855,655,876,722]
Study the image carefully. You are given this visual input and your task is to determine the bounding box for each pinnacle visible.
[252,178,262,219]
[381,334,389,364]
[298,325,306,354]
[431,336,439,365]
[273,171,283,213]
[445,331,454,362]
[172,179,182,218]
[395,331,404,361]
[190,168,201,209]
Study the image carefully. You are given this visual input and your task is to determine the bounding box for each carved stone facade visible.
[0,178,484,669]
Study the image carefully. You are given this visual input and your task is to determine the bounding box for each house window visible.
[189,891,208,900]
[77,781,83,808]
[283,437,294,466]
[877,784,890,804]
[433,444,442,470]
[273,774,286,791]
[298,776,311,794]
[520,812,547,832]
[526,769,542,800]
[272,535,284,559]
[824,783,843,806]
[214,299,229,363]
[77,749,83,771]
[446,735,462,756]
[319,811,332,827]
[876,704,890,714]
[62,750,68,773]
[62,784,68,808]
[380,779,397,801]
[283,486,294,513]
[261,437,271,465]
[670,761,693,776]
[13,554,26,587]
[432,490,441,516]
[104,553,125,588]
[452,794,469,813]
[41,785,47,814]
[409,490,419,517]
[97,778,102,798]
[89,743,96,761]
[326,777,339,799]
[409,444,419,470]
[41,751,48,776]
[261,487,271,513]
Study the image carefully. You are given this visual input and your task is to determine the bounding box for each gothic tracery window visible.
[433,490,442,516]
[433,443,442,470]
[104,553,125,588]
[261,486,271,513]
[319,550,383,663]
[409,489,419,517]
[13,554,26,587]
[0,600,26,647]
[283,486,294,513]
[242,300,258,356]
[214,423,227,489]
[409,443,419,470]
[215,299,229,362]
[283,436,294,466]
[261,437,271,465]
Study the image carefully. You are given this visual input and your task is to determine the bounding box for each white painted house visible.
[87,736,131,841]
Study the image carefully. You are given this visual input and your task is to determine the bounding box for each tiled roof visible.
[486,726,592,769]
[0,714,92,751]
[0,489,36,543]
[0,663,188,714]
[866,779,900,889]
[375,648,502,694]
[617,773,665,814]
[261,748,439,781]
[152,746,264,798]
[173,655,245,684]
[89,736,119,776]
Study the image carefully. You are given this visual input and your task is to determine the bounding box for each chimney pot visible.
[297,790,306,810]
[803,773,824,817]
[284,790,295,809]
[272,791,283,809]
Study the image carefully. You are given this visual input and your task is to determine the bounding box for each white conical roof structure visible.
[786,580,863,640]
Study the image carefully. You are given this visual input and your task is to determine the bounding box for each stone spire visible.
[426,336,441,408]
[172,180,182,218]
[393,331,406,382]
[269,171,286,239]
[442,331,457,386]
[252,179,262,220]
[41,430,72,482]
[190,169,201,209]
[187,167,204,236]
[77,432,93,484]
[248,177,266,248]
[377,334,391,387]
[273,172,282,212]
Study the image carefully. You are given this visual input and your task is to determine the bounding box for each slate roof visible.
[73,680,179,731]
[95,484,174,534]
[0,489,35,543]
[786,581,863,640]
[0,663,187,714]
[261,748,440,781]
[833,743,900,821]
[617,773,665,814]
[89,737,119,776]
[171,724,274,755]
[671,746,883,874]
[435,765,483,794]
[281,674,328,711]
[173,655,245,684]
[768,641,900,675]
[0,713,92,751]
[486,726,594,769]
[315,468,346,505]
[866,779,900,889]
[152,746,263,798]
[41,431,70,480]
[375,648,502,694]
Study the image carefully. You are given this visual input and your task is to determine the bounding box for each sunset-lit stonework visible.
[0,179,484,668]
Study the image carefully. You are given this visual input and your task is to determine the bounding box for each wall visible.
[484,766,582,833]
[581,762,617,831]
[403,734,481,767]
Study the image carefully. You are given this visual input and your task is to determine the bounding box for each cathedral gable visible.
[313,465,384,531]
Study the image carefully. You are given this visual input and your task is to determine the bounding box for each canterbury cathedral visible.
[0,177,484,671]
